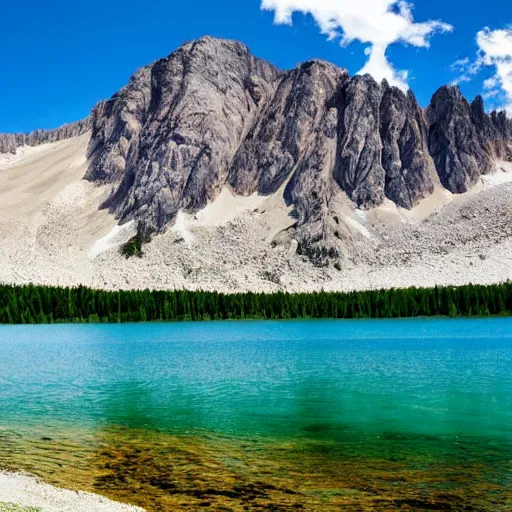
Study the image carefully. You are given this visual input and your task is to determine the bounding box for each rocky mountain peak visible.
[85,35,281,236]
[470,95,485,118]
[81,37,512,262]
[2,36,511,266]
[427,85,497,192]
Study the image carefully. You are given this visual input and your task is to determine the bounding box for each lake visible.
[0,318,511,510]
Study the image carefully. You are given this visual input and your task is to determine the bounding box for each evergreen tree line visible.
[0,282,511,324]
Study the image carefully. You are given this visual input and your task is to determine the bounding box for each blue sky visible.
[0,0,510,133]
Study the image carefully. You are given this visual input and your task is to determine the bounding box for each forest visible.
[1,281,512,324]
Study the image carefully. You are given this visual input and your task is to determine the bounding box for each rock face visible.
[0,118,91,154]
[228,60,346,196]
[334,75,385,208]
[83,38,512,261]
[426,86,512,192]
[83,37,452,261]
[331,77,437,211]
[3,36,512,264]
[229,59,348,261]
[380,83,436,209]
[426,86,494,192]
[86,36,280,235]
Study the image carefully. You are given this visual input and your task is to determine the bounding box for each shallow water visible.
[0,318,511,510]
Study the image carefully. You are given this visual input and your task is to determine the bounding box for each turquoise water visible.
[1,318,511,439]
[0,318,511,510]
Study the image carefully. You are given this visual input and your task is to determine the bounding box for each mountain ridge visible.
[1,35,512,266]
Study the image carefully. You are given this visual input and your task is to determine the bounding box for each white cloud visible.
[448,27,512,116]
[449,58,473,85]
[261,0,453,90]
[450,57,470,71]
[476,27,512,116]
[482,89,499,100]
[359,43,409,90]
[477,27,512,62]
[483,75,500,90]
[450,74,471,86]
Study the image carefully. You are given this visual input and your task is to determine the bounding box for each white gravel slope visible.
[0,472,144,512]
[1,136,512,292]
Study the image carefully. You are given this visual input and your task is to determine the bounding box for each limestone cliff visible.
[0,118,91,154]
[3,36,512,264]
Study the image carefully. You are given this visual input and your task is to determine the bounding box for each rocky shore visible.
[0,472,143,512]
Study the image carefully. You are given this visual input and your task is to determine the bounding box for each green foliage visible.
[120,234,143,258]
[0,504,41,512]
[0,281,511,325]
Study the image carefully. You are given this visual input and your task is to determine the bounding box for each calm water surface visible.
[0,318,511,510]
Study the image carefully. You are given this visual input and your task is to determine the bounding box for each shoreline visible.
[1,313,512,327]
[0,471,143,512]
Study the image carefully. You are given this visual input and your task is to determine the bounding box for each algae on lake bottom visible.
[0,425,510,511]
[1,320,511,510]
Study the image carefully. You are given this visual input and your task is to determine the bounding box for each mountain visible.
[0,118,91,154]
[1,36,512,292]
